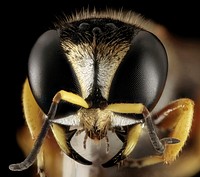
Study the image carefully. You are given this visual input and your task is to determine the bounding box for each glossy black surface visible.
[108,31,168,111]
[28,30,81,115]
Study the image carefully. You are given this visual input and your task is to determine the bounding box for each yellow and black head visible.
[9,9,168,171]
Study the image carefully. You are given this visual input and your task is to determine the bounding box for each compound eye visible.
[28,30,80,115]
[108,30,168,111]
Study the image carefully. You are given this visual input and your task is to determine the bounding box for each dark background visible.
[3,1,200,177]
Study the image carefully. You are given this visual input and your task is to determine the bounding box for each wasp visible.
[9,9,198,177]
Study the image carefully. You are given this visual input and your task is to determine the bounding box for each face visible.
[9,9,197,177]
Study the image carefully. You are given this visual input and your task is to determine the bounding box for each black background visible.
[3,1,200,177]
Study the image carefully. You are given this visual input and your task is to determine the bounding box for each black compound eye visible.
[28,30,81,115]
[108,30,168,111]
